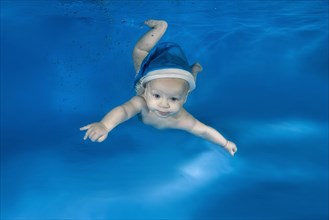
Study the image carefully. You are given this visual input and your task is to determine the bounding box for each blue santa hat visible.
[134,42,196,91]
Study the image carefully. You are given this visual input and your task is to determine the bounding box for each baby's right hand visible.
[80,122,109,142]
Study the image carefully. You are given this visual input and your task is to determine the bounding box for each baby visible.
[80,19,237,156]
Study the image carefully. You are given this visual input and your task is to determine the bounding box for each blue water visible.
[1,0,328,219]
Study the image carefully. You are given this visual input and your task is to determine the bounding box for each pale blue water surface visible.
[1,0,328,219]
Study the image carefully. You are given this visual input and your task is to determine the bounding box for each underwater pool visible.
[1,0,328,219]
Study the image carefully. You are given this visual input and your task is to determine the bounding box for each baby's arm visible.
[182,117,237,156]
[80,96,145,142]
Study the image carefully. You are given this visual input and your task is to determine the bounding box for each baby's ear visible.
[143,86,147,96]
[183,91,189,104]
[143,83,149,95]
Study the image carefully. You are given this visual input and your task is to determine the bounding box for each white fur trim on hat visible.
[139,68,196,91]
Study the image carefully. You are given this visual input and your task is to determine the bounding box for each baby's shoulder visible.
[129,95,147,108]
[174,109,197,130]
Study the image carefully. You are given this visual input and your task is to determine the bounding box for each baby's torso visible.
[136,96,195,131]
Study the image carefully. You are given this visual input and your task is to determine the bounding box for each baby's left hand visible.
[224,141,237,156]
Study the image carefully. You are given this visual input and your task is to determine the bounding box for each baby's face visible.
[144,78,188,118]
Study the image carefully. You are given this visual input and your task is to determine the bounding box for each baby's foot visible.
[191,62,203,73]
[144,19,168,29]
[191,62,203,79]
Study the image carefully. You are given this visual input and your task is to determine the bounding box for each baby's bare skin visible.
[80,19,237,156]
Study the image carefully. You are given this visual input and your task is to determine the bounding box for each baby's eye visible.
[171,97,179,102]
[153,94,160,99]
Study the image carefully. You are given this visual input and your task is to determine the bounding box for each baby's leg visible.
[132,19,168,73]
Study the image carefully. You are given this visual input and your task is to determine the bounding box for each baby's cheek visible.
[171,103,182,112]
[146,99,157,110]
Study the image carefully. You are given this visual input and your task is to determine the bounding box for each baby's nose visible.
[159,99,170,108]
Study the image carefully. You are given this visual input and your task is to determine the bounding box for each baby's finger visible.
[80,124,91,131]
[90,131,101,142]
[83,131,90,140]
[231,148,237,156]
[97,135,107,143]
[83,127,94,140]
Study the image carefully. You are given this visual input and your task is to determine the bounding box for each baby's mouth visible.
[156,110,170,117]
